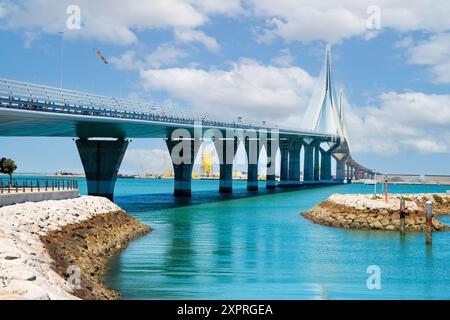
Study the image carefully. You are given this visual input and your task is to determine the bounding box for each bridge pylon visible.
[76,138,129,200]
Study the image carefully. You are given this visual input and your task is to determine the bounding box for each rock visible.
[301,193,450,233]
[371,221,383,229]
[23,284,50,300]
[0,196,149,300]
[433,194,444,204]
[7,269,37,281]
[2,252,21,260]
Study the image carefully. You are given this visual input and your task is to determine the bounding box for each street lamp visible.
[373,169,377,195]
[57,31,64,89]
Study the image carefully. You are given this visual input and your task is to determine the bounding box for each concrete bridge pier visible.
[314,143,320,181]
[245,138,260,191]
[303,139,315,182]
[320,143,341,181]
[76,138,129,201]
[265,140,277,189]
[336,157,348,182]
[279,140,290,186]
[166,138,200,197]
[319,148,331,180]
[346,164,352,183]
[216,138,238,193]
[288,140,302,185]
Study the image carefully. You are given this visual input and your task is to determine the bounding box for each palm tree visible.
[0,158,17,186]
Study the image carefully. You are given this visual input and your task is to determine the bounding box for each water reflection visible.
[106,182,450,299]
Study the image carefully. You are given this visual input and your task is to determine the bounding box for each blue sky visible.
[0,0,449,175]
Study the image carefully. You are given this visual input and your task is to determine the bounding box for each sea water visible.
[95,179,450,300]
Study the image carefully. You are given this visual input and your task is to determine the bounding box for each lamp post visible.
[57,31,64,89]
[373,169,377,196]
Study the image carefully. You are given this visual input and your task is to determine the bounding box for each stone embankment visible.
[0,196,150,300]
[302,193,450,232]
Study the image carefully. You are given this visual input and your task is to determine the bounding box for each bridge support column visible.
[288,141,301,185]
[336,158,347,182]
[279,140,290,186]
[166,138,200,197]
[314,143,320,181]
[76,138,128,201]
[347,165,353,183]
[216,138,238,193]
[265,140,277,189]
[245,138,260,191]
[303,140,314,182]
[319,149,332,180]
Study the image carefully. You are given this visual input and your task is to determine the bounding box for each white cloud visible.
[249,0,450,43]
[174,28,220,52]
[110,51,143,71]
[395,36,414,48]
[137,56,450,156]
[193,0,243,15]
[406,33,450,84]
[262,7,367,44]
[401,139,448,154]
[0,0,236,45]
[347,91,450,155]
[3,0,450,48]
[139,58,316,127]
[110,44,188,70]
[271,48,293,67]
[146,44,189,68]
[122,148,171,175]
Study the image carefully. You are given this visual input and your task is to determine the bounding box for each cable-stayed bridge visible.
[0,47,374,200]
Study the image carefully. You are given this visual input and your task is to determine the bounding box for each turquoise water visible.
[14,177,450,299]
[94,179,449,300]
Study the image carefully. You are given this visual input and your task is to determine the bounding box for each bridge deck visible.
[0,78,336,140]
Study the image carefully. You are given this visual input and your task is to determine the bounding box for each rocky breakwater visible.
[0,196,150,300]
[302,193,450,232]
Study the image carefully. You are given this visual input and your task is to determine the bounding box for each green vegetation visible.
[0,158,17,185]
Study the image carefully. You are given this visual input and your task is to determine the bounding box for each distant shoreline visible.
[7,173,450,186]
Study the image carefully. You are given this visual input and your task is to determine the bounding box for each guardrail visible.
[0,78,264,130]
[0,178,78,194]
[0,78,338,139]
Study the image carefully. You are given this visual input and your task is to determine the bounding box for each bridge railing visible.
[0,78,265,130]
[0,177,78,194]
[0,78,339,139]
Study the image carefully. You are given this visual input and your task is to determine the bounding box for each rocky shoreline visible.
[302,193,450,232]
[0,196,150,300]
[42,209,150,299]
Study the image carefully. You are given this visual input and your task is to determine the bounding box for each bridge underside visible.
[1,107,354,200]
[1,110,381,203]
[0,108,333,141]
[0,108,180,138]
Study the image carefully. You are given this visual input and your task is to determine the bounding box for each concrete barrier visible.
[0,190,79,207]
